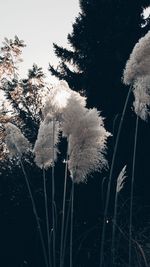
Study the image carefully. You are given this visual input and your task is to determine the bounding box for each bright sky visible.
[0,2,149,84]
[0,0,80,81]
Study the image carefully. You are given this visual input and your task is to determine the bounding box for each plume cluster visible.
[6,80,111,180]
[36,80,111,180]
[33,118,60,169]
[123,31,150,120]
[5,122,31,158]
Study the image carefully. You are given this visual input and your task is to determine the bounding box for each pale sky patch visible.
[0,0,80,81]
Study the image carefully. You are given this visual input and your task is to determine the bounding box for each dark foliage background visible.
[1,1,150,266]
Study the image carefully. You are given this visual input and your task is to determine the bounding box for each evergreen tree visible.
[49,0,150,120]
[0,37,47,164]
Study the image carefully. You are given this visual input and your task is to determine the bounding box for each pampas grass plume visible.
[66,108,111,183]
[62,91,86,137]
[5,122,31,158]
[123,31,150,85]
[43,80,72,119]
[33,118,60,169]
[123,31,150,120]
[132,75,150,120]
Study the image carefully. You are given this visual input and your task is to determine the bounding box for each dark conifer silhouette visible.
[49,0,150,120]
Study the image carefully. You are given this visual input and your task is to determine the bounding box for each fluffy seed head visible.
[67,108,111,183]
[33,118,60,169]
[5,122,31,158]
[61,92,86,137]
[132,75,150,120]
[43,81,72,119]
[123,31,150,85]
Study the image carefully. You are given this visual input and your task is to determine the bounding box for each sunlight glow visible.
[54,89,71,109]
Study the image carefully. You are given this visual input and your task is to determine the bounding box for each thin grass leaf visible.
[116,165,127,193]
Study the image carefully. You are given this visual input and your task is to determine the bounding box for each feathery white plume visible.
[123,31,150,85]
[33,118,60,169]
[116,165,127,193]
[5,122,31,158]
[61,92,86,137]
[43,81,72,119]
[67,108,111,183]
[132,75,150,120]
[41,80,110,179]
[123,31,150,120]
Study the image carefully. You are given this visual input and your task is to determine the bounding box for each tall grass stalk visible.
[111,165,126,264]
[52,118,56,267]
[20,159,49,267]
[134,240,148,267]
[129,115,139,267]
[70,180,75,267]
[61,189,72,267]
[60,142,69,267]
[99,86,132,267]
[115,221,148,267]
[111,187,119,265]
[59,181,75,267]
[43,168,51,267]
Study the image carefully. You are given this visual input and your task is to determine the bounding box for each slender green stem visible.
[115,222,148,267]
[111,186,119,265]
[134,240,148,267]
[99,86,132,267]
[52,118,56,267]
[60,142,69,267]
[70,180,75,267]
[20,160,48,267]
[43,168,51,267]
[129,115,139,267]
[62,190,72,267]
